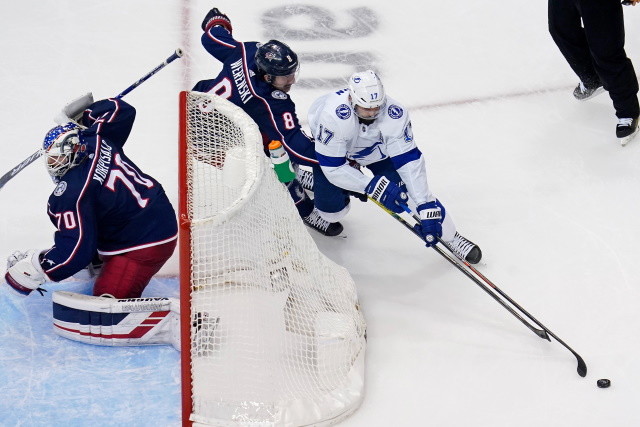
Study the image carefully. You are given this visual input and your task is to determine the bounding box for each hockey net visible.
[178,91,366,426]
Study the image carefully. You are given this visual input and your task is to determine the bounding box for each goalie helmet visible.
[255,40,299,77]
[348,70,386,120]
[42,122,86,181]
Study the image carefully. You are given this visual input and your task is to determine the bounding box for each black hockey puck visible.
[597,379,611,388]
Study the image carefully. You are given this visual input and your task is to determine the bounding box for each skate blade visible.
[619,127,640,146]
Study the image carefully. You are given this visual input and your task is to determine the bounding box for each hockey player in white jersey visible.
[307,70,482,263]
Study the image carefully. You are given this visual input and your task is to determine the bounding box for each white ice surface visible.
[2,1,640,426]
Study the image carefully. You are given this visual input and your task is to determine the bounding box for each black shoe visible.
[303,208,343,236]
[573,82,604,101]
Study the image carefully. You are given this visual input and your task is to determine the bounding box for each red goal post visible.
[178,91,366,426]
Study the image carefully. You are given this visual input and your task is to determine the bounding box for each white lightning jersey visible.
[308,88,435,206]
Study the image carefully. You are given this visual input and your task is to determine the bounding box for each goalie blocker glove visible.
[5,249,48,296]
[417,200,445,247]
[365,175,408,213]
[201,7,232,33]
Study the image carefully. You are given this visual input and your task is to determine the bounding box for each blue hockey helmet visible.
[255,40,299,77]
[43,122,86,181]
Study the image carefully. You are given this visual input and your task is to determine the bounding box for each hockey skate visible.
[446,232,482,264]
[303,208,343,236]
[616,117,639,146]
[297,167,314,192]
[573,81,604,101]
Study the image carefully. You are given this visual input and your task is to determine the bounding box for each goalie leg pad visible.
[52,291,181,350]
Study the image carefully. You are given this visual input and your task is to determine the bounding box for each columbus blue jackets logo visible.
[388,104,403,119]
[271,90,287,100]
[53,181,67,196]
[336,104,351,120]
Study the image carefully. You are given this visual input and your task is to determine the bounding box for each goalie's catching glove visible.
[201,8,232,33]
[417,200,445,247]
[365,175,408,213]
[5,249,48,296]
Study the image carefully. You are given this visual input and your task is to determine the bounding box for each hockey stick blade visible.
[434,236,587,377]
[0,149,43,191]
[370,197,587,376]
[368,197,549,340]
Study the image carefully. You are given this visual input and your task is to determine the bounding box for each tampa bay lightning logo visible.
[53,181,67,196]
[335,104,351,120]
[388,104,404,119]
[271,90,287,100]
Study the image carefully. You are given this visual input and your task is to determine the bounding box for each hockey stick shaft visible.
[371,197,587,376]
[0,48,183,192]
[433,235,587,377]
[0,149,43,191]
[396,204,586,376]
[115,48,183,99]
[370,198,549,340]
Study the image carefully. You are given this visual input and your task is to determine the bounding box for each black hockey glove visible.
[201,8,232,33]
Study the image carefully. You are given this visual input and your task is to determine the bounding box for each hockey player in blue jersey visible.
[4,98,178,298]
[192,7,342,236]
[308,70,482,264]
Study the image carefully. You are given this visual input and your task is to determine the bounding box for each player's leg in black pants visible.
[548,0,601,88]
[579,0,639,119]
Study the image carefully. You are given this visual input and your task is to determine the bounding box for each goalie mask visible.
[43,122,86,182]
[348,70,386,120]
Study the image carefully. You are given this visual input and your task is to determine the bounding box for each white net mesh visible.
[181,92,366,426]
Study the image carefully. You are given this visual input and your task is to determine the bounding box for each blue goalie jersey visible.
[41,98,178,282]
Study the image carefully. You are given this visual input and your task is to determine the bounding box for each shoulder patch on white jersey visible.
[404,122,414,142]
[271,90,287,100]
[53,181,67,196]
[335,104,351,120]
[387,104,404,119]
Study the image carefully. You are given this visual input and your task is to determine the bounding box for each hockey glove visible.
[4,249,48,296]
[365,175,408,213]
[417,200,445,247]
[201,8,233,33]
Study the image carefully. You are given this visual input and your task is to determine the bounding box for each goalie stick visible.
[0,48,184,192]
[0,149,43,191]
[369,196,587,377]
